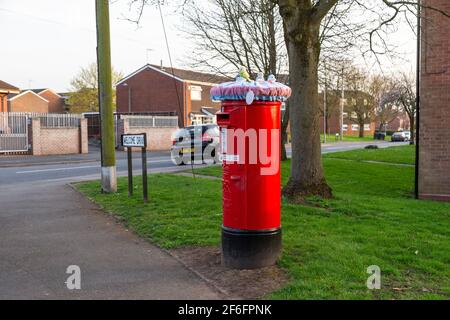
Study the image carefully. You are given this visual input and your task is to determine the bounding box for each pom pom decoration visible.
[256,72,265,84]
[267,74,276,84]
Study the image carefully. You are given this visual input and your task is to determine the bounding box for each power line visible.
[158,1,196,178]
[0,7,151,48]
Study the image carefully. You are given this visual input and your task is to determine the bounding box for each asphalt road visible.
[0,141,407,187]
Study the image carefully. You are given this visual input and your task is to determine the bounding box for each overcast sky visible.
[0,0,418,92]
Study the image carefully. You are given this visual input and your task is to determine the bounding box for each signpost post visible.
[127,146,133,197]
[141,139,148,203]
[121,133,148,203]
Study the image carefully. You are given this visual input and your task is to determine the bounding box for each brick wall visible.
[0,94,7,112]
[30,119,41,155]
[30,118,88,156]
[419,0,450,201]
[120,118,178,151]
[80,118,88,154]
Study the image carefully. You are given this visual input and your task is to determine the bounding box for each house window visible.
[351,124,359,131]
[364,124,371,131]
[342,124,348,131]
[190,86,202,101]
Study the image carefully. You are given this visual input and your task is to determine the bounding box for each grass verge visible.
[76,145,449,299]
[320,134,391,143]
[323,145,415,165]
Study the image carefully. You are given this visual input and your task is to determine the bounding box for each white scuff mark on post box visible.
[221,128,227,154]
[223,154,240,163]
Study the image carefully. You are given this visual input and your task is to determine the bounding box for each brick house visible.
[30,89,65,113]
[419,0,450,202]
[4,88,65,114]
[7,90,50,113]
[0,80,20,112]
[116,64,230,127]
[318,90,377,137]
[381,112,411,133]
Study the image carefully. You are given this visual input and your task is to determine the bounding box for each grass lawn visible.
[76,145,449,299]
[319,134,391,143]
[324,145,415,165]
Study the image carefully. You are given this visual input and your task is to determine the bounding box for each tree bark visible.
[268,4,278,75]
[359,121,364,138]
[409,113,415,145]
[281,101,290,161]
[282,20,332,202]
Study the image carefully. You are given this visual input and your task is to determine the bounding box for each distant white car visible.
[391,131,411,142]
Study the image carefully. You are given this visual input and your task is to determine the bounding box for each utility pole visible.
[96,0,117,193]
[340,65,345,141]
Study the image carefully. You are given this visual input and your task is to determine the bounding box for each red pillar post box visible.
[211,73,291,269]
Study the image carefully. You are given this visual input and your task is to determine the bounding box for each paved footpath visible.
[0,180,220,299]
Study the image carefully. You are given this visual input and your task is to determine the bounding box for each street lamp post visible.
[324,84,327,144]
[340,66,345,141]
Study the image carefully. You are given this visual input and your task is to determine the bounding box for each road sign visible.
[122,134,147,148]
[121,133,148,203]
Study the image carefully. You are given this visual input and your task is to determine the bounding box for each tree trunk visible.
[359,121,364,138]
[409,113,415,145]
[281,101,290,161]
[282,22,332,203]
[268,4,277,75]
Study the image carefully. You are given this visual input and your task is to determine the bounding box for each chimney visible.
[160,60,164,71]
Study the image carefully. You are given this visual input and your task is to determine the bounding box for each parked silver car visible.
[170,124,221,165]
[391,131,411,142]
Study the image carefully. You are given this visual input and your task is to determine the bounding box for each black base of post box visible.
[221,227,282,269]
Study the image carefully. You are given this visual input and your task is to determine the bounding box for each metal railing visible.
[0,113,29,153]
[154,116,179,127]
[38,113,82,128]
[125,115,179,128]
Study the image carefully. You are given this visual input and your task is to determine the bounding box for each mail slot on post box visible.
[211,70,291,269]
